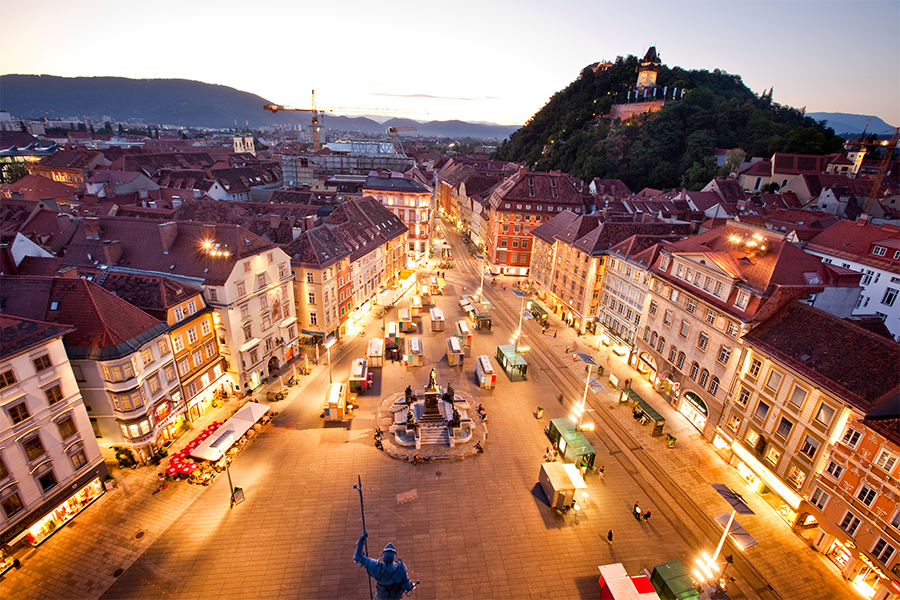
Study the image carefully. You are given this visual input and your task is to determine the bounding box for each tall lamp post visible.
[511,290,531,354]
[693,483,756,592]
[572,352,597,431]
[474,253,486,301]
[209,428,242,508]
[324,335,336,383]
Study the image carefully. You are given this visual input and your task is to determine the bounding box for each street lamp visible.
[692,484,755,593]
[474,253,486,301]
[571,352,598,431]
[209,428,242,508]
[512,290,530,353]
[324,335,337,383]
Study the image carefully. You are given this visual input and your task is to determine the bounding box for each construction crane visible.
[863,127,899,215]
[264,90,424,152]
[386,126,417,157]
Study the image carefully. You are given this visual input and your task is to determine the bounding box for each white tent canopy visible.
[190,403,270,461]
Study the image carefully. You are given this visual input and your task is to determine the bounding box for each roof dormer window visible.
[872,245,887,256]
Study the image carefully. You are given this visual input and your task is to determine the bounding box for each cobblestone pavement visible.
[2,222,861,600]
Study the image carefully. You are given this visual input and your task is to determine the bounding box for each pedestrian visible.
[633,502,641,520]
[625,379,631,389]
[554,331,557,338]
[565,345,570,354]
[607,530,613,546]
[643,509,652,522]
[598,465,605,480]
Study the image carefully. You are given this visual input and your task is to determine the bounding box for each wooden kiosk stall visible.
[475,355,496,389]
[385,322,400,346]
[446,336,464,367]
[323,382,348,421]
[404,337,423,367]
[348,358,371,394]
[410,295,423,318]
[466,300,492,330]
[367,337,384,368]
[455,321,472,349]
[430,307,444,332]
[398,308,416,333]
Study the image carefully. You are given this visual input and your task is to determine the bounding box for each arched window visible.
[698,369,709,388]
[689,362,700,380]
[643,327,651,341]
[657,337,666,353]
[650,331,658,346]
[676,352,686,370]
[709,377,720,396]
[668,346,677,363]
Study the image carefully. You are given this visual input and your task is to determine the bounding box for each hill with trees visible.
[494,55,845,191]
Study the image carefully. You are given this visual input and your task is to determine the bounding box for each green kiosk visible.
[620,388,666,437]
[546,418,596,470]
[495,344,527,381]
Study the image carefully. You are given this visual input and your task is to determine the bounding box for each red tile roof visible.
[743,300,900,412]
[1,174,78,201]
[0,314,74,358]
[805,220,900,273]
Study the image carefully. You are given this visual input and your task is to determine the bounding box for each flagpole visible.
[354,475,374,600]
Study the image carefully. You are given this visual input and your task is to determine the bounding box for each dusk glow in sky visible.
[2,0,898,127]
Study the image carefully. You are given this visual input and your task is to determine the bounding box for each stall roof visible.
[623,389,664,423]
[367,338,383,356]
[714,513,758,550]
[351,358,367,378]
[550,417,595,457]
[497,344,527,366]
[191,403,270,461]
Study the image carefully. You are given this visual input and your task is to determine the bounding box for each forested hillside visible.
[494,55,844,191]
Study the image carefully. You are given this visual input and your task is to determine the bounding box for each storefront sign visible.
[731,441,802,509]
[682,391,708,416]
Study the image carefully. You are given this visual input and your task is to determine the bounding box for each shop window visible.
[825,460,844,480]
[875,449,898,472]
[22,435,45,462]
[0,489,24,518]
[787,466,806,488]
[57,416,77,440]
[709,377,720,396]
[726,413,741,433]
[872,539,896,565]
[840,427,862,449]
[746,430,760,447]
[775,417,793,440]
[799,435,820,459]
[857,484,877,507]
[754,400,770,422]
[810,487,829,510]
[765,446,781,466]
[840,511,861,536]
[0,369,16,389]
[8,401,30,424]
[32,354,52,372]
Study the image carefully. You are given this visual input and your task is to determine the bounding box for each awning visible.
[714,513,758,550]
[239,338,261,353]
[190,403,270,461]
[279,316,298,328]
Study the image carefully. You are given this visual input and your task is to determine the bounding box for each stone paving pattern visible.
[1,224,862,600]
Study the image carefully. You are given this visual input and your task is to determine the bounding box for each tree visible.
[3,163,29,184]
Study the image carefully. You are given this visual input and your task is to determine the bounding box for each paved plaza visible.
[1,224,863,600]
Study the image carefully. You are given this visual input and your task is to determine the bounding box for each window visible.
[754,400,770,422]
[748,358,762,378]
[148,373,161,394]
[308,292,315,305]
[177,359,190,377]
[23,435,45,462]
[650,332,658,346]
[1,490,23,518]
[243,260,252,272]
[657,337,665,353]
[172,334,184,353]
[309,312,318,326]
[173,307,184,322]
[242,324,252,342]
[872,539,896,565]
[875,449,898,472]
[737,386,751,406]
[709,377,720,396]
[45,384,64,405]
[857,484,877,507]
[726,322,739,337]
[765,370,783,392]
[649,300,658,317]
[257,273,266,289]
[872,245,887,256]
[717,346,731,365]
[0,457,7,479]
[204,341,215,359]
[776,417,793,439]
[697,332,709,351]
[32,354,51,372]
[668,346,677,363]
[164,363,176,382]
[746,430,760,448]
[208,287,218,302]
[8,402,30,424]
[306,272,314,284]
[811,487,829,510]
[787,466,806,488]
[240,304,250,319]
[735,290,750,309]
[0,369,16,389]
[663,310,673,325]
[141,348,154,366]
[705,309,717,325]
[726,414,742,433]
[689,362,699,380]
[765,446,781,466]
[200,320,211,336]
[814,403,835,426]
[788,386,807,408]
[840,511,861,536]
[826,460,844,480]
[186,300,196,315]
[686,298,696,313]
[676,352,685,370]
[57,416,77,440]
[158,339,170,356]
[679,321,690,338]
[799,435,819,459]
[192,349,203,367]
[236,281,246,297]
[881,287,898,307]
[186,327,198,344]
[841,428,862,449]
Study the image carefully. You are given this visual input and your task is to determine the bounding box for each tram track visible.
[444,226,781,600]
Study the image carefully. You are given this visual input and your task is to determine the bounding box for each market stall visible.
[398,308,416,333]
[546,417,596,469]
[466,300,492,330]
[447,336,464,367]
[410,295,423,317]
[456,320,472,349]
[430,307,444,332]
[367,337,384,368]
[404,337,423,367]
[349,358,371,393]
[475,355,496,389]
[323,382,348,422]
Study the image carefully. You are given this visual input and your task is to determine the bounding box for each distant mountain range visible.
[805,112,897,137]
[0,75,520,140]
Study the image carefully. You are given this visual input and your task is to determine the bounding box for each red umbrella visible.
[180,462,198,474]
[165,465,179,476]
[169,455,182,464]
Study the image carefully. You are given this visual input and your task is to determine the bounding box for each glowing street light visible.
[324,335,337,383]
[511,290,531,354]
[571,352,597,431]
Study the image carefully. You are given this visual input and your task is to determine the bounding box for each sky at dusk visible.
[2,0,898,128]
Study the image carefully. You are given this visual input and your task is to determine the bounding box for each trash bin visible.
[537,407,544,419]
[666,434,677,448]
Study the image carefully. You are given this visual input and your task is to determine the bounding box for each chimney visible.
[83,217,102,239]
[102,240,122,265]
[202,223,216,241]
[159,222,178,254]
[269,214,281,229]
[0,243,17,275]
[58,266,79,279]
[517,166,528,178]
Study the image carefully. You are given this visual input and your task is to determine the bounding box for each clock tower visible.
[636,46,662,90]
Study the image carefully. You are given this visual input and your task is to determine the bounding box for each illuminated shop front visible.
[729,441,803,527]
[183,359,230,422]
[152,393,185,446]
[678,391,708,432]
[636,352,657,383]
